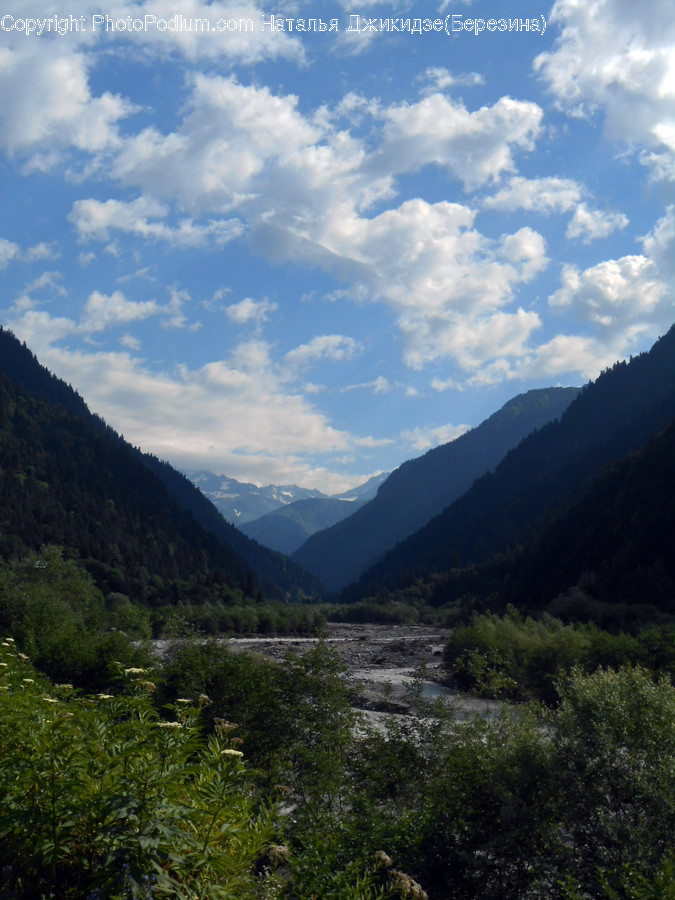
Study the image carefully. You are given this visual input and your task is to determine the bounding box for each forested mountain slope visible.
[0,328,321,600]
[293,387,580,592]
[502,417,675,618]
[351,324,675,599]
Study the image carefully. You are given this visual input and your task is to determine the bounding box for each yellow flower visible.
[221,748,244,758]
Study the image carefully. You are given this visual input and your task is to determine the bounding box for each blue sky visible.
[1,0,674,491]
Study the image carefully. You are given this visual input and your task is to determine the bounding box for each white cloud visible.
[378,93,543,191]
[566,203,629,243]
[82,290,160,332]
[419,67,484,93]
[24,242,60,262]
[341,375,392,394]
[0,44,132,160]
[225,297,277,325]
[112,74,323,215]
[550,256,665,331]
[69,197,245,247]
[500,227,549,281]
[323,199,548,371]
[0,238,20,269]
[401,423,470,451]
[283,334,360,371]
[534,0,675,180]
[120,333,141,351]
[4,299,381,487]
[484,175,583,213]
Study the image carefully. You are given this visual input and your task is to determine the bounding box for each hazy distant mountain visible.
[351,324,675,600]
[238,473,389,555]
[293,387,581,592]
[186,472,327,524]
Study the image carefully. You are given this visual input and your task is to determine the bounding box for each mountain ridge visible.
[350,324,675,600]
[0,327,322,600]
[293,386,581,592]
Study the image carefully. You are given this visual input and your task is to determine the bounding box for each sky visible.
[1,0,674,492]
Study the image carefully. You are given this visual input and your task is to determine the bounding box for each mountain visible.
[0,328,321,601]
[292,387,581,592]
[186,472,327,524]
[350,324,675,600]
[238,473,388,555]
[502,418,675,621]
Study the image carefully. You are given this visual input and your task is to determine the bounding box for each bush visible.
[0,639,277,899]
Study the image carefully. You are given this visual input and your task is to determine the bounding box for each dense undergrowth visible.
[3,549,675,899]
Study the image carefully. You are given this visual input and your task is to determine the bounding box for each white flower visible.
[221,748,244,758]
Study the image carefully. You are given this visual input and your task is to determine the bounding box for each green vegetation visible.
[4,554,675,898]
[0,642,276,899]
[443,608,675,702]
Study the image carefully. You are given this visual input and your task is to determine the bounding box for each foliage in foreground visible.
[0,642,276,899]
[5,554,675,899]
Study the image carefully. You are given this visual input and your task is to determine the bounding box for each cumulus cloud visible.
[377,93,543,190]
[419,67,484,93]
[547,207,675,349]
[0,44,132,161]
[69,197,245,247]
[3,310,369,488]
[225,297,278,325]
[484,175,583,213]
[534,0,675,179]
[283,334,360,372]
[82,290,160,332]
[401,423,471,451]
[566,203,629,243]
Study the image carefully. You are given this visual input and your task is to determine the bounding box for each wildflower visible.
[0,662,8,667]
[374,850,393,869]
[221,748,243,758]
[18,653,28,660]
[42,696,58,703]
[4,637,14,643]
[157,721,182,729]
[98,694,114,700]
[140,681,156,692]
[266,844,290,866]
[55,684,74,690]
[176,698,191,704]
[124,667,147,675]
[197,693,212,707]
[1,642,9,647]
[214,718,238,734]
[22,678,34,684]
[0,686,9,691]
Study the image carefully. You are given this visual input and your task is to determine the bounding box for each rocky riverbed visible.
[223,622,499,722]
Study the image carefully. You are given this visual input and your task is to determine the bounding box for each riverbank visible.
[222,622,499,721]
